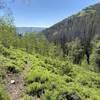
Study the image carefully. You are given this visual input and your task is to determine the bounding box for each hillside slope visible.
[0,42,100,100]
[43,3,100,43]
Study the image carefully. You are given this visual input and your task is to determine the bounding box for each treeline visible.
[0,17,62,58]
[63,36,100,72]
[0,17,100,72]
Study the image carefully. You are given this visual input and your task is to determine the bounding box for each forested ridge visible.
[0,2,100,100]
[43,3,100,64]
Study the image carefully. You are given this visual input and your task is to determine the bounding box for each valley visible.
[0,2,100,100]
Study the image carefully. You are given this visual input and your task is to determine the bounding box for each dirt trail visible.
[5,61,31,100]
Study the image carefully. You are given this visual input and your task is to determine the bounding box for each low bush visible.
[0,84,10,100]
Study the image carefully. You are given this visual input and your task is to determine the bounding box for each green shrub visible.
[0,84,10,100]
[25,67,50,84]
[20,95,33,100]
[0,44,11,57]
[26,82,45,97]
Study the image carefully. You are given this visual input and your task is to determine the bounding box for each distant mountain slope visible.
[43,3,100,43]
[16,27,45,33]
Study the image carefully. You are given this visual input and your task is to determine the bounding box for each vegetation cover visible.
[0,2,100,100]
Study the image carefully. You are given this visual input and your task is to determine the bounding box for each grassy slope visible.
[0,44,100,100]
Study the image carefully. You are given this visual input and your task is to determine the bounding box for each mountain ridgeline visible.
[16,27,45,34]
[0,2,100,100]
[43,3,100,42]
[43,3,100,48]
[43,3,100,64]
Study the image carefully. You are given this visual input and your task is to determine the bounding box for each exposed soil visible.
[5,61,31,100]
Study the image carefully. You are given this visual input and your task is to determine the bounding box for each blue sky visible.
[2,0,100,27]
